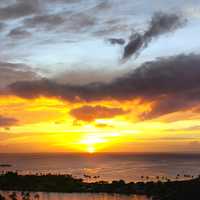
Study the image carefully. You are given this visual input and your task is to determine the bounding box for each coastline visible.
[0,172,200,200]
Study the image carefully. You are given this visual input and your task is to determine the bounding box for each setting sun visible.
[78,135,107,153]
[87,146,95,154]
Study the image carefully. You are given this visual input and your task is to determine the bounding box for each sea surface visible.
[0,153,200,182]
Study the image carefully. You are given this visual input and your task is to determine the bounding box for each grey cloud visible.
[107,38,125,45]
[123,12,186,61]
[53,67,127,85]
[0,61,40,89]
[93,21,129,37]
[23,14,65,30]
[123,33,143,59]
[23,11,96,33]
[8,27,31,39]
[0,0,39,20]
[88,1,112,14]
[0,22,6,31]
[64,13,96,32]
[45,0,81,4]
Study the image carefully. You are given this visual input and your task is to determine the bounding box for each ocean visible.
[0,153,199,182]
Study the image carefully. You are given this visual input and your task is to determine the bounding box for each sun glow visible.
[79,135,107,153]
[87,146,95,153]
[2,95,199,153]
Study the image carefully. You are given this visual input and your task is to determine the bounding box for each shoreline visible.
[0,172,200,200]
[0,192,148,200]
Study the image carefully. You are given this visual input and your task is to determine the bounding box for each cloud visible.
[0,115,18,127]
[64,13,96,32]
[7,27,31,39]
[23,14,65,30]
[107,38,125,45]
[53,67,127,85]
[70,105,128,122]
[45,0,81,4]
[0,0,39,20]
[140,92,199,120]
[8,54,200,119]
[123,12,186,61]
[22,11,96,33]
[0,61,40,89]
[0,22,6,31]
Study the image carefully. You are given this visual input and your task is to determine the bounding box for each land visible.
[0,165,11,168]
[0,172,200,200]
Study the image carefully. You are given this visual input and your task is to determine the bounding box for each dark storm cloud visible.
[107,38,125,45]
[70,105,128,122]
[7,27,31,39]
[0,0,39,20]
[123,12,186,61]
[0,115,18,127]
[8,54,200,119]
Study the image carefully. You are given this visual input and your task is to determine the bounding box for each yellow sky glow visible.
[0,95,200,153]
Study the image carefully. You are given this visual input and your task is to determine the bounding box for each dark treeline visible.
[0,172,200,200]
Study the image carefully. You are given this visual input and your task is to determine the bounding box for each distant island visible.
[0,172,200,200]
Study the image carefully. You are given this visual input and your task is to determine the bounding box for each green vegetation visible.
[0,172,200,199]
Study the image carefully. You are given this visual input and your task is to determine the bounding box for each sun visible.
[78,134,107,154]
[87,146,95,154]
[79,135,106,153]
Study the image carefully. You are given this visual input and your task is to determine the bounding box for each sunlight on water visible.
[0,153,199,182]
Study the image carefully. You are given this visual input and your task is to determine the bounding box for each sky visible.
[1,0,200,153]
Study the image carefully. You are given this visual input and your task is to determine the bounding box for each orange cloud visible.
[70,105,128,122]
[0,115,18,127]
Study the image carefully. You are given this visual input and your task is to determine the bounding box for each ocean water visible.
[0,192,149,200]
[0,153,200,182]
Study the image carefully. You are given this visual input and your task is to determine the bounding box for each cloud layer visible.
[0,61,40,89]
[8,54,200,119]
[0,0,39,20]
